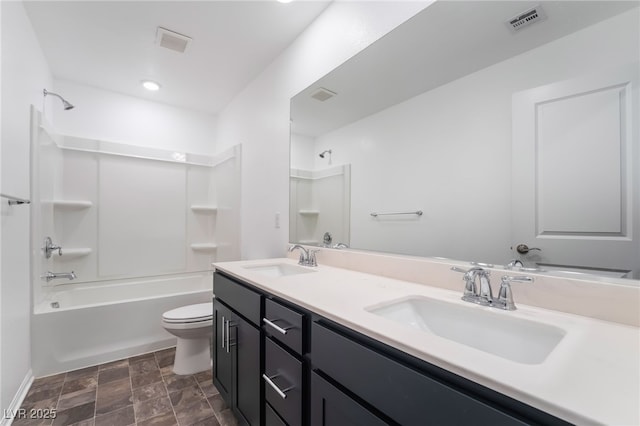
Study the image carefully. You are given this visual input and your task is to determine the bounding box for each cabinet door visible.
[213,299,233,405]
[233,313,261,426]
[311,372,387,426]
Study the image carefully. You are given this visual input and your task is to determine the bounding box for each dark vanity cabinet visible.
[213,271,570,426]
[213,273,261,426]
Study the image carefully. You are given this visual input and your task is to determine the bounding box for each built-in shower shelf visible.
[51,200,93,209]
[54,248,92,259]
[298,210,320,216]
[191,205,218,213]
[190,243,218,252]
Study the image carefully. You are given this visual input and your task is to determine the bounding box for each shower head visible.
[319,149,332,159]
[43,89,74,110]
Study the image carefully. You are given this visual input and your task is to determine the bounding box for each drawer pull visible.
[262,374,291,399]
[221,316,226,349]
[263,318,292,335]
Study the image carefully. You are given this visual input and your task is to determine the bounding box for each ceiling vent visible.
[156,27,192,53]
[311,88,337,102]
[506,5,547,33]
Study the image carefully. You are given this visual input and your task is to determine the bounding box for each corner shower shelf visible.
[298,210,320,216]
[53,248,92,259]
[51,200,93,209]
[190,243,218,252]
[191,205,218,213]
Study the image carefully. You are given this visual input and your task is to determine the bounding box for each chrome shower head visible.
[319,149,332,159]
[43,89,74,110]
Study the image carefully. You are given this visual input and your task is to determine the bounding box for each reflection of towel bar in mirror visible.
[1,193,31,206]
[370,210,423,217]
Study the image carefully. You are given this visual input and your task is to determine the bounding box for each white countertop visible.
[213,258,640,426]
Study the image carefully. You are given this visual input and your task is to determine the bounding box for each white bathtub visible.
[32,272,213,376]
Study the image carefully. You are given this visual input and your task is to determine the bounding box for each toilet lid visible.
[163,302,212,322]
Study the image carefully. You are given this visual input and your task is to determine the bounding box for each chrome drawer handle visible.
[221,316,225,349]
[263,318,292,335]
[262,374,292,399]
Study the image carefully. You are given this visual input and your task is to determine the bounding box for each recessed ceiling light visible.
[142,80,161,91]
[277,0,293,3]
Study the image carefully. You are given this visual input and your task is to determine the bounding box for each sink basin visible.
[243,263,316,278]
[367,296,565,364]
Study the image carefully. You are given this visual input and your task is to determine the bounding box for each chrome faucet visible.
[43,236,62,259]
[452,266,533,311]
[505,259,524,270]
[288,245,320,267]
[452,266,493,306]
[41,271,77,283]
[494,275,533,310]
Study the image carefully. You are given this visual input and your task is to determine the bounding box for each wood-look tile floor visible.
[14,348,238,426]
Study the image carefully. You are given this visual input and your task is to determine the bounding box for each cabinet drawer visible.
[214,272,261,325]
[312,322,527,425]
[265,403,287,426]
[264,337,302,426]
[264,298,304,355]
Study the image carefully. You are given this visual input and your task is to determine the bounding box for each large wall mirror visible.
[290,1,640,280]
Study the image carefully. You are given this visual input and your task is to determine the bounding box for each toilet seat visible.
[162,302,212,324]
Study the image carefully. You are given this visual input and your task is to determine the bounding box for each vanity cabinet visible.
[213,270,570,426]
[213,274,261,426]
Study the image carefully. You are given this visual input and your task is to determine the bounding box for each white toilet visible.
[162,302,213,375]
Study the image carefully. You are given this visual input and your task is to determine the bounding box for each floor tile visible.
[215,409,238,426]
[132,382,168,404]
[57,388,96,411]
[187,415,220,426]
[134,396,173,422]
[168,384,204,408]
[207,394,228,413]
[129,352,156,365]
[173,398,214,426]
[94,405,135,426]
[52,401,95,426]
[97,366,129,385]
[164,375,197,393]
[136,412,178,426]
[65,367,98,382]
[98,359,128,371]
[131,370,163,389]
[61,377,97,396]
[129,359,159,376]
[21,349,235,426]
[94,378,132,416]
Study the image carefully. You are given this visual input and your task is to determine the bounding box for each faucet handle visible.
[495,275,534,311]
[308,249,320,267]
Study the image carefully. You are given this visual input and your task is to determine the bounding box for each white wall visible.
[52,79,217,156]
[217,1,430,259]
[310,9,639,264]
[1,0,53,414]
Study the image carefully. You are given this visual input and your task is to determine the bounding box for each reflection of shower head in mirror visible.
[43,89,75,110]
[319,149,332,165]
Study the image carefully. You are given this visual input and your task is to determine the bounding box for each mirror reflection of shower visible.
[319,149,332,165]
[43,88,74,110]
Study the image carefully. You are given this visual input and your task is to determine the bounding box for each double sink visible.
[242,262,566,365]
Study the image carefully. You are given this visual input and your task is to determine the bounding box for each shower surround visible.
[30,108,240,375]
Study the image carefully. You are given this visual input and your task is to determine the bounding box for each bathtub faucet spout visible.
[41,271,77,283]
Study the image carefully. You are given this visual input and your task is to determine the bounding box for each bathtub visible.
[32,272,213,377]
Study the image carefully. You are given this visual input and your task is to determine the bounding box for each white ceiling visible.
[291,1,639,137]
[24,0,332,114]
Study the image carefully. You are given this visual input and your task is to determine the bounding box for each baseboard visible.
[1,370,34,426]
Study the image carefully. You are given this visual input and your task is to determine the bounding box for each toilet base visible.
[173,337,211,375]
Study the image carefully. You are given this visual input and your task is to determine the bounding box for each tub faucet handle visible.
[43,236,62,258]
